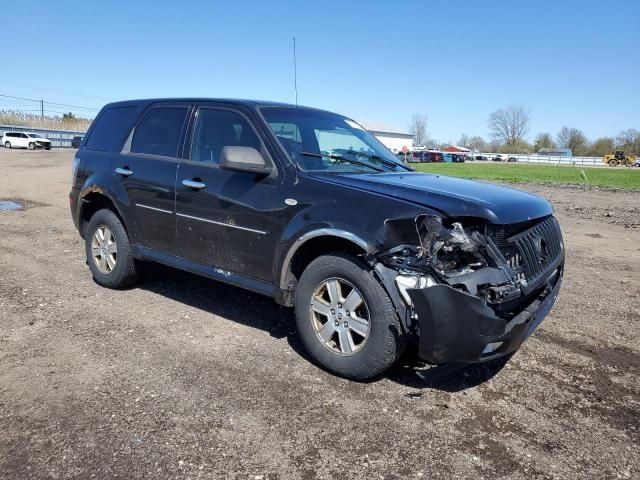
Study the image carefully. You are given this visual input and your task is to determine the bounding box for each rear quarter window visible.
[130,107,189,158]
[85,106,137,152]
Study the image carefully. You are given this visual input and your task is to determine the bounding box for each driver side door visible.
[175,106,283,281]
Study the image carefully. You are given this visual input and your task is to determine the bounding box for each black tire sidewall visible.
[295,254,404,379]
[85,209,137,288]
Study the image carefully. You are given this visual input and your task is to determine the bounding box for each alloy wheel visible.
[309,277,370,356]
[91,225,117,274]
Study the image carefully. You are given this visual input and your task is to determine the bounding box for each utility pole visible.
[40,99,44,123]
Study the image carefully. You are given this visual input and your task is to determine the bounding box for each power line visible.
[0,93,99,111]
[43,100,99,111]
[0,79,111,101]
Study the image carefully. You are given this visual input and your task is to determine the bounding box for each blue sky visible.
[2,0,638,142]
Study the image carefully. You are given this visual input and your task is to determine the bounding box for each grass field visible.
[412,162,640,191]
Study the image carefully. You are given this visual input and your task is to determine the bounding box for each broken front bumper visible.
[407,267,562,364]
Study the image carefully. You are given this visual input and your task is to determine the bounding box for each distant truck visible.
[604,150,636,167]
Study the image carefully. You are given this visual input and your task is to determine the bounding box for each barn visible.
[369,130,415,153]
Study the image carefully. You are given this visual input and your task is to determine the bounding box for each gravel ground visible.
[1,149,638,479]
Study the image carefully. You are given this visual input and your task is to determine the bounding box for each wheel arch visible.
[78,186,127,239]
[278,229,376,291]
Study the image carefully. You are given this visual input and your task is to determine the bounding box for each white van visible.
[2,131,52,150]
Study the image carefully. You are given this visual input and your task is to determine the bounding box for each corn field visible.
[0,110,92,132]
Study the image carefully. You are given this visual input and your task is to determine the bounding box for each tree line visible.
[409,105,639,157]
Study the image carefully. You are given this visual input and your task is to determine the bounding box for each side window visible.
[86,106,137,152]
[190,109,261,164]
[21,133,28,138]
[131,107,188,157]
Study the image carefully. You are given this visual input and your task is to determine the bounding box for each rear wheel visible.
[4,141,10,149]
[295,253,406,380]
[608,159,618,167]
[85,209,139,288]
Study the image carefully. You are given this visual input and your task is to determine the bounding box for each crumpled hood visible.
[310,171,553,224]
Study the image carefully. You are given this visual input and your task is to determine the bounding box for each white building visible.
[369,130,414,153]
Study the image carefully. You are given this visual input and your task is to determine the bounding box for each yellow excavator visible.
[604,150,636,167]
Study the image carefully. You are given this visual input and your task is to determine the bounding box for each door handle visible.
[182,179,207,190]
[115,167,133,177]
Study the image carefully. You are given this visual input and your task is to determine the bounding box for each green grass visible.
[412,162,640,191]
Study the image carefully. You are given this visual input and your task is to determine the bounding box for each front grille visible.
[488,216,563,287]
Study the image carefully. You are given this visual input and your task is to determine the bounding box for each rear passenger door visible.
[175,105,282,281]
[116,104,191,254]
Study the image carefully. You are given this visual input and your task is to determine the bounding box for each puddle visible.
[0,200,24,211]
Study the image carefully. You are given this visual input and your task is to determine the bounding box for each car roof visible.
[101,98,340,115]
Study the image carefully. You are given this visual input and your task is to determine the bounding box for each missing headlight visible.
[416,215,486,275]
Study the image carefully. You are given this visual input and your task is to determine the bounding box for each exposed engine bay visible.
[377,214,529,310]
[372,213,564,363]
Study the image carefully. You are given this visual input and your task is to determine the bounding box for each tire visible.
[608,159,618,167]
[85,208,139,288]
[4,141,10,149]
[294,253,406,380]
[28,142,35,150]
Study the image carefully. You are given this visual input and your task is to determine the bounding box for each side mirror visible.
[219,146,272,175]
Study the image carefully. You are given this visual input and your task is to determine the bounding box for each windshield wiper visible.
[300,151,385,172]
[341,150,407,170]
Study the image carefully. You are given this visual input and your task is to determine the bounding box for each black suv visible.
[71,136,84,148]
[70,99,564,380]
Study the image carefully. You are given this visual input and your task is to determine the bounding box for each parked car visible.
[632,159,640,167]
[71,136,84,148]
[451,154,465,163]
[492,155,504,162]
[2,131,51,150]
[507,156,518,163]
[475,155,488,161]
[409,151,442,163]
[70,98,564,380]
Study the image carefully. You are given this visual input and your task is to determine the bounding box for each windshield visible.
[27,133,42,138]
[261,107,409,173]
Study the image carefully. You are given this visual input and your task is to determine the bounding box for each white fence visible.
[479,153,603,167]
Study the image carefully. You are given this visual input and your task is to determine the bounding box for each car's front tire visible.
[295,253,406,380]
[85,209,139,288]
[28,142,35,150]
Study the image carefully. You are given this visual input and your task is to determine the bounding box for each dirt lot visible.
[1,149,638,479]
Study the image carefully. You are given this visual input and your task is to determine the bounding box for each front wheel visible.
[85,209,139,288]
[295,253,406,380]
[608,159,618,167]
[28,142,35,150]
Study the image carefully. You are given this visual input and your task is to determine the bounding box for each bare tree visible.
[467,136,487,151]
[616,128,640,155]
[533,132,555,152]
[458,133,470,148]
[487,104,531,147]
[588,137,615,157]
[409,113,428,146]
[556,126,589,156]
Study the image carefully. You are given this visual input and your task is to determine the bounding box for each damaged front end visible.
[374,214,564,364]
